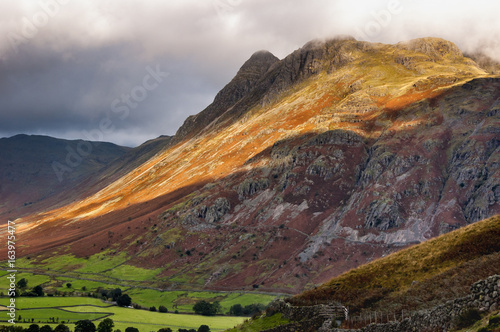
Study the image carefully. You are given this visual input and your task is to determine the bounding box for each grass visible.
[0,297,246,331]
[225,313,290,332]
[1,308,108,323]
[125,289,278,314]
[0,273,51,292]
[0,297,110,309]
[54,278,123,293]
[103,265,162,281]
[49,305,244,331]
[290,215,500,313]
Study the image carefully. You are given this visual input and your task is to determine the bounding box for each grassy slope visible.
[226,313,290,332]
[289,215,500,313]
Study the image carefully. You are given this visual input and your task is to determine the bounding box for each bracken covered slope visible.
[4,37,500,292]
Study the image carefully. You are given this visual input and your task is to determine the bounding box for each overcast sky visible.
[0,0,499,147]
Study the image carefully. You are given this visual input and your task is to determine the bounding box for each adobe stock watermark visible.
[52,65,169,182]
[213,0,243,19]
[354,0,403,41]
[7,0,70,54]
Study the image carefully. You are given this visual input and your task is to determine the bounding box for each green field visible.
[0,249,281,331]
[11,308,108,323]
[126,289,278,314]
[0,270,279,314]
[0,297,246,331]
[0,297,111,309]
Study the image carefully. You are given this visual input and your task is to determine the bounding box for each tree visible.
[54,324,70,332]
[158,305,168,313]
[110,288,122,301]
[212,301,221,315]
[149,306,157,312]
[97,318,114,332]
[40,326,53,332]
[33,285,44,297]
[27,325,40,332]
[242,304,265,315]
[198,325,210,332]
[66,283,72,288]
[124,328,138,332]
[116,294,132,307]
[193,300,221,316]
[75,320,96,332]
[16,278,27,289]
[157,329,172,332]
[229,304,243,316]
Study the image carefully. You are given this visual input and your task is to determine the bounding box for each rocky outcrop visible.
[198,197,231,223]
[236,178,270,199]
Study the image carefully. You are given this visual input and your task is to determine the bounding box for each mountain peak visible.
[237,50,279,76]
[396,37,463,60]
[175,50,279,140]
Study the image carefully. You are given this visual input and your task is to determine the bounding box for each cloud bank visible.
[0,0,498,146]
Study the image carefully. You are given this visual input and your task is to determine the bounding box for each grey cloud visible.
[0,0,499,146]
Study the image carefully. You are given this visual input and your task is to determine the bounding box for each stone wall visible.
[266,300,346,322]
[331,274,500,332]
[263,300,346,331]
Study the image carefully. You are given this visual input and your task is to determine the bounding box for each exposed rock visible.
[236,178,270,200]
[198,197,231,223]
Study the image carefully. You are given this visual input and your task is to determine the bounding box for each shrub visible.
[149,306,157,312]
[158,305,168,313]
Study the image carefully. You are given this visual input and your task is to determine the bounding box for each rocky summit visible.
[4,37,499,293]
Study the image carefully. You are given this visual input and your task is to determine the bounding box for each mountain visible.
[0,134,174,223]
[0,134,130,220]
[3,37,500,293]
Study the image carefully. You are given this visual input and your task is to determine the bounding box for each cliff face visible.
[8,37,500,292]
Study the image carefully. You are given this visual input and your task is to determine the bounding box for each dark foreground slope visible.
[291,214,500,313]
[232,214,499,331]
[4,37,500,293]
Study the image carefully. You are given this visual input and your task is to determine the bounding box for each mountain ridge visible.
[3,36,499,293]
